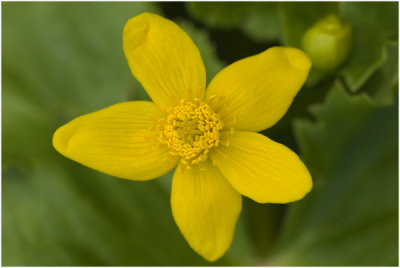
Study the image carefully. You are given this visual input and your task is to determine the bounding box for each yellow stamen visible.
[158,99,223,166]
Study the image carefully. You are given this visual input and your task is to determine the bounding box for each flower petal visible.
[171,160,242,262]
[123,12,206,108]
[210,132,312,203]
[206,47,311,132]
[53,101,178,181]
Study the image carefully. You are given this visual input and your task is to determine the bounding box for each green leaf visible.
[361,41,398,106]
[339,2,398,92]
[186,2,282,42]
[2,2,154,117]
[361,42,399,105]
[269,81,398,265]
[187,2,248,29]
[238,3,282,43]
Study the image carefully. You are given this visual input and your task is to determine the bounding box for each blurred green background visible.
[2,2,398,266]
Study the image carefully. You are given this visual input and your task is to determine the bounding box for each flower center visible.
[158,99,223,166]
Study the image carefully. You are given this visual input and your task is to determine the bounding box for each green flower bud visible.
[302,15,352,71]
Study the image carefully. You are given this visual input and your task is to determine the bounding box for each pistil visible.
[158,99,223,166]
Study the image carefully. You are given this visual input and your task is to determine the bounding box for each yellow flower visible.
[53,12,312,262]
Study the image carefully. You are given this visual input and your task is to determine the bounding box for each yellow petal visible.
[210,132,312,203]
[206,47,311,132]
[53,101,178,181]
[171,160,242,262]
[123,12,206,108]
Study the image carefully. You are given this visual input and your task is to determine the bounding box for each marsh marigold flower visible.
[53,12,312,261]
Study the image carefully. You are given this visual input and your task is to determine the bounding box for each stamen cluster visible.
[159,99,223,166]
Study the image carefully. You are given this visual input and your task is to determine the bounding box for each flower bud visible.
[302,15,352,71]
